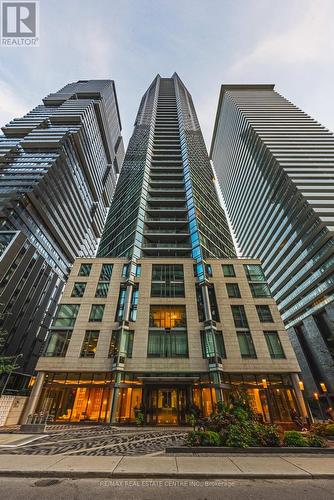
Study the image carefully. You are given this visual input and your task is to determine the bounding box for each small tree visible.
[0,329,20,376]
[0,309,20,378]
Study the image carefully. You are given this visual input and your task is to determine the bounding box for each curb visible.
[166,446,334,454]
[1,470,333,479]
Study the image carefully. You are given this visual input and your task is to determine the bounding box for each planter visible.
[166,446,334,454]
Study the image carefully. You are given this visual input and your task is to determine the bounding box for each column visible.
[291,373,310,421]
[21,372,45,424]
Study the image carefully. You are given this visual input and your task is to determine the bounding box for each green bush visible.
[252,423,281,447]
[326,424,334,436]
[187,392,282,448]
[307,434,326,448]
[283,431,308,447]
[310,423,334,437]
[186,430,221,447]
[225,423,254,448]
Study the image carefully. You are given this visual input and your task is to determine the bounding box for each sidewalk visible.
[0,454,333,479]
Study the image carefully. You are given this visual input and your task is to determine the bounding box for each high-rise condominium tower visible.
[0,80,124,394]
[210,84,334,413]
[29,75,306,426]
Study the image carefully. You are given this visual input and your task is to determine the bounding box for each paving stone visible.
[0,426,186,456]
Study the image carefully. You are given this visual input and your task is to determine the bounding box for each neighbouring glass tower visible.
[210,84,334,414]
[0,80,124,395]
[29,75,307,426]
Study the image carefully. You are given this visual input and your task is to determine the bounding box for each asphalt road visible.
[0,478,333,499]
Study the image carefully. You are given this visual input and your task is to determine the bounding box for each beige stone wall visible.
[36,257,300,375]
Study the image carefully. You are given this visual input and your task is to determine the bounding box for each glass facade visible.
[37,371,299,425]
[211,84,334,401]
[97,74,235,264]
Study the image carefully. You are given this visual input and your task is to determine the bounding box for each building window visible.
[71,282,86,298]
[231,305,249,328]
[44,330,72,357]
[115,286,126,321]
[0,232,15,256]
[222,264,235,277]
[99,263,113,281]
[95,282,109,298]
[201,330,226,358]
[264,331,285,359]
[151,264,184,297]
[130,286,139,321]
[89,304,105,322]
[244,264,265,281]
[80,330,99,358]
[122,263,130,278]
[250,283,271,298]
[135,264,141,277]
[148,306,188,358]
[149,305,186,328]
[196,284,220,322]
[256,305,274,322]
[147,330,188,358]
[78,263,92,277]
[237,331,257,359]
[205,264,213,277]
[108,330,134,359]
[226,283,241,298]
[95,263,113,298]
[52,304,80,328]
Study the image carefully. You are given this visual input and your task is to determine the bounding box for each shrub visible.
[326,424,334,436]
[283,431,308,447]
[225,423,254,448]
[310,423,334,437]
[307,434,326,448]
[187,392,281,448]
[253,423,281,447]
[186,430,221,447]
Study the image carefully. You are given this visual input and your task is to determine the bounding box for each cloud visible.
[0,80,31,127]
[227,0,334,77]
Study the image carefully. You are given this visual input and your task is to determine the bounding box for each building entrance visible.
[145,386,188,425]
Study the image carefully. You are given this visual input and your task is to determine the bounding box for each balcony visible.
[149,180,184,188]
[147,197,185,206]
[145,217,188,224]
[148,188,185,194]
[142,241,192,256]
[144,229,190,241]
[146,207,188,217]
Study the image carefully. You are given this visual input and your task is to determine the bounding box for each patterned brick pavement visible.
[0,426,187,456]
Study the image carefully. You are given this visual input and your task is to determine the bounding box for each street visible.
[0,478,333,500]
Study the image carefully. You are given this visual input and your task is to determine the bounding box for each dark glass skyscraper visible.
[0,80,124,393]
[30,75,306,426]
[211,84,334,413]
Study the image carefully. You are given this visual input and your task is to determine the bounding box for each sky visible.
[1,0,334,149]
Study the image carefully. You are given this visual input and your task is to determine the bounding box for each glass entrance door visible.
[157,388,177,425]
[146,386,188,425]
